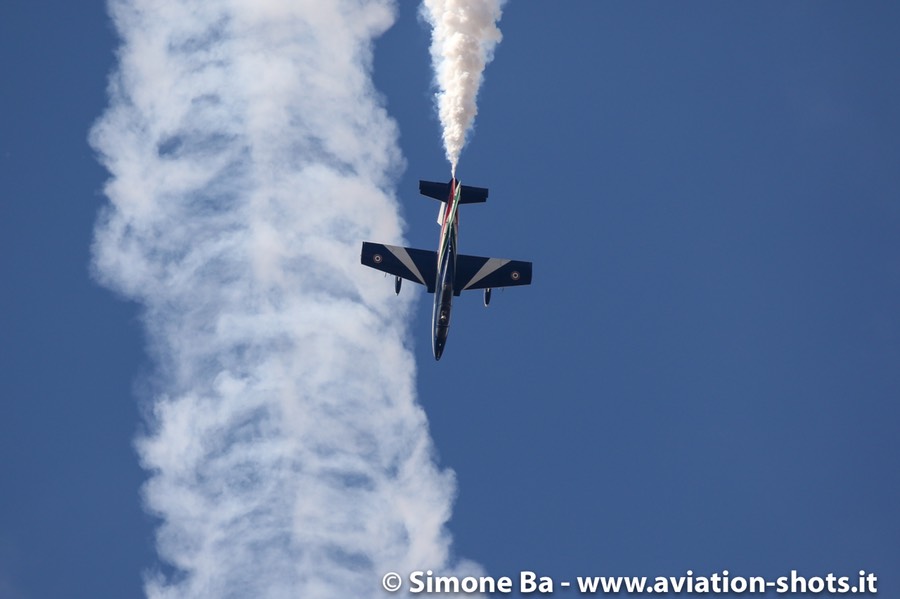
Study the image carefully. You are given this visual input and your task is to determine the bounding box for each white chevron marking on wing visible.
[463,258,511,290]
[386,245,426,286]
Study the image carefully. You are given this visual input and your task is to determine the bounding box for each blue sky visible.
[2,2,899,598]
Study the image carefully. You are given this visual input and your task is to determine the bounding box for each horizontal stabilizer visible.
[454,254,532,295]
[419,180,489,204]
[361,242,437,293]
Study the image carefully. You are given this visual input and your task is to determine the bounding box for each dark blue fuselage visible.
[432,218,456,360]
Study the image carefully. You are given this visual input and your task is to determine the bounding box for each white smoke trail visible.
[421,0,505,176]
[90,1,482,597]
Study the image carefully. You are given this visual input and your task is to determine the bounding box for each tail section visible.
[419,179,489,204]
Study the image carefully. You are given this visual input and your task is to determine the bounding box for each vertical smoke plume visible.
[422,0,505,176]
[91,1,480,597]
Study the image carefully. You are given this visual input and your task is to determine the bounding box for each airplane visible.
[361,178,532,360]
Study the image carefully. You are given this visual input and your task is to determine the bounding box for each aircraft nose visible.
[433,333,446,360]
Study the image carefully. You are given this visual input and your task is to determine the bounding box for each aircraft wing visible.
[454,253,533,294]
[361,242,437,293]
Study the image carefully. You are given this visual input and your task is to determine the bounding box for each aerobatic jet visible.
[361,178,532,360]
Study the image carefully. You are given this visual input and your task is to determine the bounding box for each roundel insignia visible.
[510,270,520,281]
[373,253,383,264]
